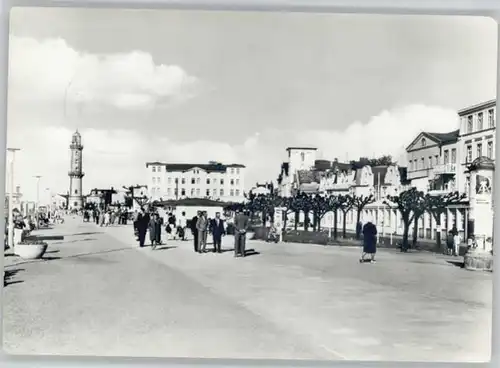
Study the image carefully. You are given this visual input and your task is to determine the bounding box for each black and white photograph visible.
[3,7,496,362]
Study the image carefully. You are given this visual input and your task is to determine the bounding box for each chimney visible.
[15,185,20,194]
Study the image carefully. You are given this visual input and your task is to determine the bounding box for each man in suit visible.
[210,212,226,253]
[196,211,209,253]
[190,211,201,252]
[136,208,150,248]
[233,209,250,257]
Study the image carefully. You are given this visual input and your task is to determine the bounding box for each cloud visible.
[287,104,459,164]
[7,104,460,203]
[8,36,198,110]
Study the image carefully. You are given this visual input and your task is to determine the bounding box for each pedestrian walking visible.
[190,211,200,252]
[136,208,150,248]
[196,211,209,253]
[450,225,460,256]
[210,212,225,253]
[360,219,377,263]
[233,209,250,257]
[149,213,162,249]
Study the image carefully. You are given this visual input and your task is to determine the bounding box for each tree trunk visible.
[283,210,288,229]
[355,209,362,239]
[317,215,322,232]
[412,215,419,248]
[342,210,347,238]
[434,212,444,254]
[312,211,317,232]
[402,217,410,252]
[333,209,338,239]
[304,210,309,232]
[294,211,299,230]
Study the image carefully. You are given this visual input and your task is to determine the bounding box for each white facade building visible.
[146,162,246,203]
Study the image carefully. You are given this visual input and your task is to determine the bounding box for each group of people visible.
[86,208,130,226]
[123,207,251,258]
[188,209,250,257]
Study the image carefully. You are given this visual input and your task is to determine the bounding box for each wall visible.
[288,149,316,180]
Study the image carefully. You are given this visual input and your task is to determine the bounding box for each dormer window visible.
[421,138,426,147]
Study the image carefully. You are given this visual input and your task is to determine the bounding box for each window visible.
[487,141,493,158]
[300,152,305,162]
[428,156,432,168]
[74,201,78,207]
[74,189,78,194]
[196,188,200,196]
[230,179,234,186]
[206,178,210,185]
[230,168,234,174]
[213,189,217,196]
[220,189,224,196]
[220,179,224,185]
[435,155,439,165]
[181,189,186,196]
[477,143,483,158]
[157,177,161,183]
[466,145,472,162]
[174,188,178,196]
[451,149,456,164]
[157,166,161,172]
[181,178,185,185]
[489,109,495,128]
[477,112,483,130]
[420,157,424,169]
[175,178,178,184]
[167,177,171,184]
[152,166,156,172]
[206,189,210,197]
[467,115,473,133]
[235,189,240,196]
[152,177,156,184]
[236,179,240,185]
[230,189,234,196]
[421,138,427,147]
[167,188,171,195]
[196,178,200,184]
[191,178,195,184]
[191,188,195,196]
[236,168,240,174]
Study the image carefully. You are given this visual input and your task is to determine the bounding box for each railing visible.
[432,163,457,175]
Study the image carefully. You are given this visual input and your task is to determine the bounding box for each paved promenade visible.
[3,217,492,362]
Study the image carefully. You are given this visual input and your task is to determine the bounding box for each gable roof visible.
[406,130,459,151]
[145,162,245,173]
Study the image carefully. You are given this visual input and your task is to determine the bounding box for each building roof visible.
[458,99,496,116]
[153,198,229,207]
[314,160,331,171]
[286,147,317,151]
[425,130,460,144]
[145,162,245,172]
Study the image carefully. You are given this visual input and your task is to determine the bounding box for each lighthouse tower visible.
[68,130,84,210]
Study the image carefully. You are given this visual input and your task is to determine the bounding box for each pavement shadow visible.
[244,249,260,257]
[45,250,60,254]
[446,260,465,268]
[4,268,25,287]
[153,246,177,251]
[70,232,105,236]
[25,235,64,241]
[52,238,97,245]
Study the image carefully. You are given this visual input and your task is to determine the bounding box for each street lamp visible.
[33,175,42,228]
[7,148,20,248]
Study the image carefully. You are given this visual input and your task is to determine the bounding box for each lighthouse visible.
[68,130,84,210]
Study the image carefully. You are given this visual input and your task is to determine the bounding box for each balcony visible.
[432,163,457,176]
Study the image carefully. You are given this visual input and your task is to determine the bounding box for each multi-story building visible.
[145,161,246,203]
[457,99,496,194]
[404,98,496,241]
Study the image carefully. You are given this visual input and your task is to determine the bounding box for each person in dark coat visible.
[190,211,201,253]
[210,212,226,253]
[149,213,162,249]
[136,208,150,248]
[233,209,250,257]
[360,220,377,263]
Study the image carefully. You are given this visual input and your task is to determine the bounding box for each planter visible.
[245,232,255,241]
[14,242,48,260]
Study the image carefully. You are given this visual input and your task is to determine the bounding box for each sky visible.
[6,8,498,202]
